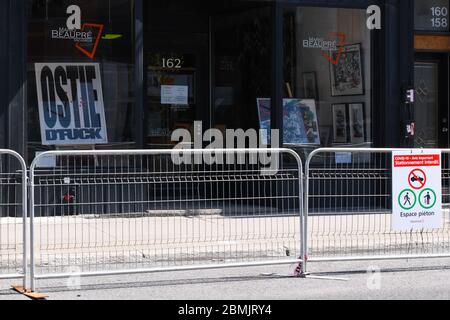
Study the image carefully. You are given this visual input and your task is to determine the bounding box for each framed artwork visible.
[332,104,348,143]
[283,99,320,145]
[302,72,318,100]
[256,98,272,145]
[348,103,366,144]
[329,44,364,96]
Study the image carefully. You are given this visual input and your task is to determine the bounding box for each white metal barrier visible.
[0,150,27,288]
[29,149,304,291]
[303,148,450,274]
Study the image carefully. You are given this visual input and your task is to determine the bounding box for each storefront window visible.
[145,1,210,148]
[283,7,372,152]
[213,6,272,133]
[145,1,273,148]
[27,0,135,162]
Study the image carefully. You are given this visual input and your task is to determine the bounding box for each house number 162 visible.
[162,58,182,69]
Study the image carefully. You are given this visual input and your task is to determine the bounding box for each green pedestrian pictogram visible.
[398,189,416,211]
[419,188,437,209]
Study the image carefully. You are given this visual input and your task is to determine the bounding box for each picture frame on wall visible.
[329,44,364,96]
[348,103,366,144]
[332,104,348,143]
[302,72,318,100]
[283,99,321,145]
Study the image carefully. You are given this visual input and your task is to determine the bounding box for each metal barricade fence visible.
[303,148,450,274]
[29,149,303,290]
[0,150,27,288]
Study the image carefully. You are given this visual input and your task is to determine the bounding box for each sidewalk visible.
[1,211,450,274]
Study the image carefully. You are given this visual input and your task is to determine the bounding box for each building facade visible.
[0,0,447,163]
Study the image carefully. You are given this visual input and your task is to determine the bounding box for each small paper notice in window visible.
[335,152,352,164]
[161,85,188,105]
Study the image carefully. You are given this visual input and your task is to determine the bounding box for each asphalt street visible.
[1,258,450,300]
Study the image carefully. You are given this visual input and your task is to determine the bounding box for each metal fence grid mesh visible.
[0,153,25,279]
[31,151,302,276]
[306,150,450,260]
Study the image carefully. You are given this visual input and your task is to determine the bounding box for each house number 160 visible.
[431,6,448,29]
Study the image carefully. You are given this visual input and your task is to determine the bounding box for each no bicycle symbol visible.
[408,169,427,190]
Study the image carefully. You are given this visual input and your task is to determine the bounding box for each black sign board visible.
[415,0,450,32]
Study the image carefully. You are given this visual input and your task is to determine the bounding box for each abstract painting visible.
[330,44,364,96]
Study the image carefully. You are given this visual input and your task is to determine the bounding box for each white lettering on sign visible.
[34,63,108,146]
[392,150,442,231]
[302,37,337,51]
[51,28,93,43]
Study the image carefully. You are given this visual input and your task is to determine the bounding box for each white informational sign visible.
[35,63,108,145]
[161,85,188,105]
[35,152,57,168]
[392,150,442,231]
[335,152,352,164]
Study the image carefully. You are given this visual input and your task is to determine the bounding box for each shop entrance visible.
[414,52,449,148]
[146,44,209,148]
[145,2,210,148]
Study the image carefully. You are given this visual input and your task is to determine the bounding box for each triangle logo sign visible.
[320,33,347,66]
[75,23,104,59]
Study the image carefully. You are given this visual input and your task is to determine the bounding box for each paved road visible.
[1,258,450,300]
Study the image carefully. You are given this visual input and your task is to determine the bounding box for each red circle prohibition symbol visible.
[408,169,427,190]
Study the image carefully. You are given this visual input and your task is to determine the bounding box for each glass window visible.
[145,0,273,148]
[145,1,210,148]
[283,6,372,154]
[146,52,198,146]
[213,6,272,133]
[27,0,135,162]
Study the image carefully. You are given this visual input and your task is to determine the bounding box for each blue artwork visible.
[283,99,320,145]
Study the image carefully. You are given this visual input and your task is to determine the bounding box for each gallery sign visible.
[302,33,347,65]
[35,63,108,146]
[49,5,104,59]
[302,37,338,51]
[392,150,442,231]
[51,27,94,43]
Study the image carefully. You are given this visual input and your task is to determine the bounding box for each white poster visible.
[35,63,108,146]
[392,150,442,231]
[161,85,188,105]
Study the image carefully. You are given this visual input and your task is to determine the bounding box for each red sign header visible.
[394,154,440,167]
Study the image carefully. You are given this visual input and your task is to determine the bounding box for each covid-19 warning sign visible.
[35,63,108,145]
[392,150,442,231]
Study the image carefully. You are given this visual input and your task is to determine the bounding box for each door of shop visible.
[414,53,450,148]
[145,1,210,148]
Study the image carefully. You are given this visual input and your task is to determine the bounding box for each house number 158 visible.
[431,6,448,28]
